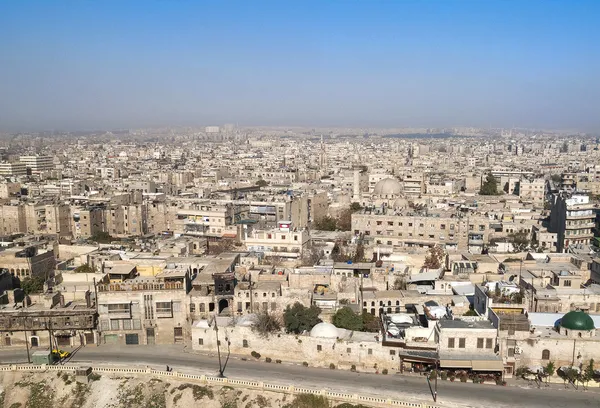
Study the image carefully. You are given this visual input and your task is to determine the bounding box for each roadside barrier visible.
[1,363,438,407]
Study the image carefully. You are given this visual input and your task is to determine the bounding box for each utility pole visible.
[24,323,31,363]
[213,315,231,378]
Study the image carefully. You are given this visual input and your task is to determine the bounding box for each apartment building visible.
[549,194,596,252]
[518,178,546,207]
[0,245,56,279]
[19,155,54,173]
[0,162,27,176]
[244,222,309,258]
[352,209,492,252]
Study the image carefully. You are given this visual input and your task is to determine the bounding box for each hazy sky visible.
[0,0,599,131]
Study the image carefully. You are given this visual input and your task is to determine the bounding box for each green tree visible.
[508,230,530,252]
[550,174,562,183]
[480,173,500,195]
[20,275,45,295]
[582,359,595,389]
[361,311,380,333]
[256,179,268,187]
[332,307,363,331]
[91,231,113,244]
[423,245,444,269]
[350,202,363,212]
[544,361,556,383]
[314,216,337,231]
[283,302,321,334]
[74,264,95,273]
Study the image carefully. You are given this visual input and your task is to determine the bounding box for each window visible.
[317,345,322,351]
[133,320,141,330]
[477,338,484,349]
[190,303,195,313]
[199,303,206,312]
[486,338,493,349]
[508,348,515,357]
[156,302,172,313]
[122,319,132,330]
[281,235,286,240]
[368,349,373,355]
[542,349,550,360]
[243,340,249,348]
[448,338,455,348]
[100,320,109,331]
[110,320,120,331]
[198,338,204,345]
[347,348,351,353]
[390,350,396,356]
[459,338,465,348]
[564,280,572,287]
[108,303,131,314]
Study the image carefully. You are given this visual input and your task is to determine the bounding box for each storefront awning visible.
[439,359,471,368]
[471,360,504,371]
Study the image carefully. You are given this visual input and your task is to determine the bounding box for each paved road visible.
[1,346,599,408]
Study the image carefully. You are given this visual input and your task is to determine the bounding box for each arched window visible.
[542,349,550,360]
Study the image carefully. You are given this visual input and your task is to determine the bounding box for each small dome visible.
[560,311,595,331]
[309,322,340,338]
[392,197,409,209]
[373,178,402,196]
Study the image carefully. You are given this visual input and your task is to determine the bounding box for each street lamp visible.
[213,316,231,378]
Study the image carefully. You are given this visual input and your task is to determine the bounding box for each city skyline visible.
[1,0,599,132]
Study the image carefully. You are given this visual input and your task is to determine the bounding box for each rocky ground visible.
[0,371,371,408]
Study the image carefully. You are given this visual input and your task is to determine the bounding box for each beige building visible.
[96,269,190,345]
[0,162,27,176]
[0,204,26,235]
[19,155,54,173]
[518,178,546,207]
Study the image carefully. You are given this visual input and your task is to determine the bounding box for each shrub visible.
[329,363,336,370]
[428,370,437,380]
[302,362,309,367]
[440,371,448,381]
[350,364,357,372]
[460,374,467,383]
[251,351,261,359]
[265,357,272,363]
[275,359,282,364]
[382,369,388,375]
[252,312,282,338]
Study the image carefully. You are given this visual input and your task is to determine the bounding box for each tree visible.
[361,311,380,333]
[353,243,365,263]
[301,245,323,266]
[560,141,569,153]
[550,174,562,183]
[91,231,113,244]
[74,264,95,273]
[423,245,444,269]
[252,312,282,338]
[314,216,337,231]
[336,209,352,231]
[283,302,321,334]
[392,276,407,290]
[544,361,556,383]
[507,230,530,252]
[256,179,268,187]
[582,359,595,389]
[480,173,501,195]
[20,275,45,295]
[350,202,363,212]
[332,307,363,331]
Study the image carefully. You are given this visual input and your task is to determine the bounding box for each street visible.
[0,345,599,408]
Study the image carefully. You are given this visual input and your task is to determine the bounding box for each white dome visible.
[309,322,340,338]
[373,178,402,196]
[392,197,409,209]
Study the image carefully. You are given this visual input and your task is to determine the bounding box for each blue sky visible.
[0,0,598,131]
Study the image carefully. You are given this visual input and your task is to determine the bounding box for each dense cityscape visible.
[0,125,599,407]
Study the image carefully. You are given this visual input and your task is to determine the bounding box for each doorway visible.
[218,299,229,314]
[146,328,156,345]
[30,337,39,347]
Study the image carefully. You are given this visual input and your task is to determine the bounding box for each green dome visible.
[560,311,595,331]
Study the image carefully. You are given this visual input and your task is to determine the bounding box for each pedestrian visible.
[166,365,170,372]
